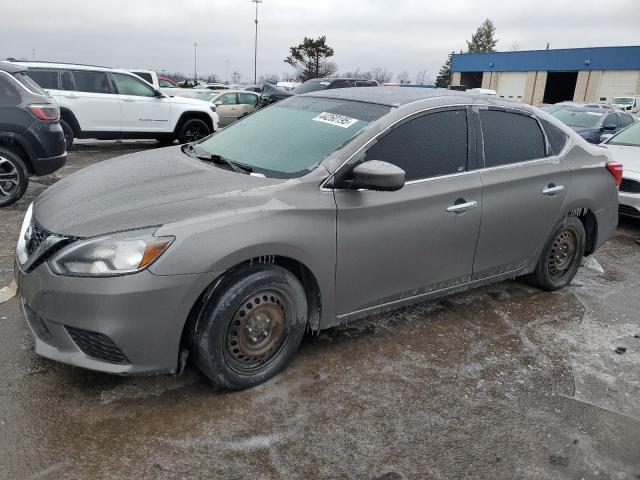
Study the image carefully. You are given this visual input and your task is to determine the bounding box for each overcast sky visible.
[2,0,638,83]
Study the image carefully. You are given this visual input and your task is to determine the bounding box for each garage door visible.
[497,72,527,102]
[597,70,639,102]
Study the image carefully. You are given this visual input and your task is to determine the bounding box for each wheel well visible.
[178,256,322,369]
[174,112,214,135]
[60,108,81,135]
[569,207,597,256]
[0,137,32,173]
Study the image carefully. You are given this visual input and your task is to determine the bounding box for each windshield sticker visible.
[313,112,358,128]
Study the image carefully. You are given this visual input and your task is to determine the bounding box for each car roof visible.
[11,61,117,72]
[0,61,27,73]
[302,86,530,109]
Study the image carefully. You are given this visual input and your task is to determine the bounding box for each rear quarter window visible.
[27,69,59,90]
[540,119,568,155]
[0,75,22,107]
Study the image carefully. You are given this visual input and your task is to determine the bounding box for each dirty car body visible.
[15,88,619,388]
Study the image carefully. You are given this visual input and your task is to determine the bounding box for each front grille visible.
[65,326,130,365]
[620,178,640,194]
[618,204,640,217]
[22,220,78,271]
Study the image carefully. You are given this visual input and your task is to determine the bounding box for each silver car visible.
[15,88,620,389]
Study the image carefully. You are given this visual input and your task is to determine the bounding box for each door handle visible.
[63,94,79,99]
[542,184,565,196]
[446,200,478,213]
[123,97,135,102]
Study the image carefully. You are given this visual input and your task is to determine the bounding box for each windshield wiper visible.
[183,144,252,174]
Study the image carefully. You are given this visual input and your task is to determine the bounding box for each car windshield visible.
[551,109,604,128]
[608,122,640,147]
[292,79,332,94]
[611,97,634,105]
[196,96,390,178]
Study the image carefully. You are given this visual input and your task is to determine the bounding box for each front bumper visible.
[16,261,221,375]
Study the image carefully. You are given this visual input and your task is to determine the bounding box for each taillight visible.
[606,161,623,187]
[27,104,60,121]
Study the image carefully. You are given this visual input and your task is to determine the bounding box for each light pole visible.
[225,59,229,84]
[193,42,198,83]
[252,0,262,83]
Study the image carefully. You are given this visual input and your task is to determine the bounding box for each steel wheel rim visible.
[548,229,578,281]
[0,157,19,199]
[224,289,289,373]
[184,124,207,142]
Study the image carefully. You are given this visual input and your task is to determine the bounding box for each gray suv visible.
[15,88,620,389]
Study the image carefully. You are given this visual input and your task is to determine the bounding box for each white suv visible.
[16,62,219,148]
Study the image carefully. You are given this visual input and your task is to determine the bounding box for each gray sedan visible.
[15,88,620,389]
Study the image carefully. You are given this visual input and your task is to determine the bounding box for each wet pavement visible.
[1,142,639,479]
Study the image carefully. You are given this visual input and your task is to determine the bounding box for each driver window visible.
[111,73,156,97]
[219,93,238,105]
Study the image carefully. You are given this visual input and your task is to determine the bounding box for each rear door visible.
[215,92,240,126]
[111,72,171,133]
[64,70,121,132]
[334,107,483,316]
[472,107,571,278]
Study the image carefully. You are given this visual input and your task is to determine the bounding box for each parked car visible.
[202,83,230,90]
[601,121,640,218]
[258,82,293,106]
[15,62,219,147]
[158,76,180,89]
[0,62,66,206]
[244,84,263,93]
[276,81,301,91]
[610,96,640,113]
[124,69,181,96]
[292,77,378,94]
[543,101,615,114]
[210,90,260,126]
[549,106,636,143]
[16,88,620,389]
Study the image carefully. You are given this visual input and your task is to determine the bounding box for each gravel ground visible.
[0,142,639,480]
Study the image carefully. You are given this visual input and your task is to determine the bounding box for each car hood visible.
[166,95,212,107]
[603,144,640,174]
[33,146,287,237]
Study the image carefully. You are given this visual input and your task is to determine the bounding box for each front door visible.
[111,72,171,132]
[334,108,482,317]
[472,107,571,278]
[216,92,241,126]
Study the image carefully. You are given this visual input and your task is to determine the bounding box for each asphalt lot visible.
[1,141,639,480]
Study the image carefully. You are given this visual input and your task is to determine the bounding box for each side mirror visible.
[352,160,405,191]
[214,100,223,106]
[154,89,164,97]
[600,133,614,143]
[601,123,617,131]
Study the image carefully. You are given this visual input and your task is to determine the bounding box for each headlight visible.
[16,203,34,265]
[49,229,173,277]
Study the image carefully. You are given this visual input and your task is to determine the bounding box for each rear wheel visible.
[177,118,210,144]
[0,147,28,207]
[192,265,307,390]
[528,216,585,291]
[60,119,74,150]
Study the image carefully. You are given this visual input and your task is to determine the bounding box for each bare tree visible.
[230,71,242,84]
[371,67,393,84]
[397,70,410,84]
[259,73,279,84]
[510,41,521,51]
[415,70,429,85]
[340,69,373,80]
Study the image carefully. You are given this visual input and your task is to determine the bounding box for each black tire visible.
[527,216,586,291]
[177,118,211,144]
[60,119,74,150]
[192,265,307,390]
[0,147,29,207]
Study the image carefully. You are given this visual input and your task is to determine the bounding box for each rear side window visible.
[219,93,238,105]
[72,71,111,94]
[603,113,620,128]
[27,69,59,90]
[480,110,546,167]
[540,119,568,155]
[620,114,635,128]
[238,92,258,106]
[0,75,21,106]
[60,70,74,91]
[364,109,468,181]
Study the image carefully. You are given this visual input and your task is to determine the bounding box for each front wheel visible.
[527,216,586,291]
[177,118,211,144]
[0,147,29,207]
[192,265,307,390]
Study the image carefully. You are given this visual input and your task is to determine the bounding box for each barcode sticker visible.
[312,112,358,128]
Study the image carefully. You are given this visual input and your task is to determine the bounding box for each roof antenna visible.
[546,43,550,50]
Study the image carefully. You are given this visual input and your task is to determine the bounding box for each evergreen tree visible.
[435,52,453,88]
[466,19,498,53]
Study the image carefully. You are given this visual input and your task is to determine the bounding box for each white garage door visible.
[597,70,639,102]
[497,72,527,102]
